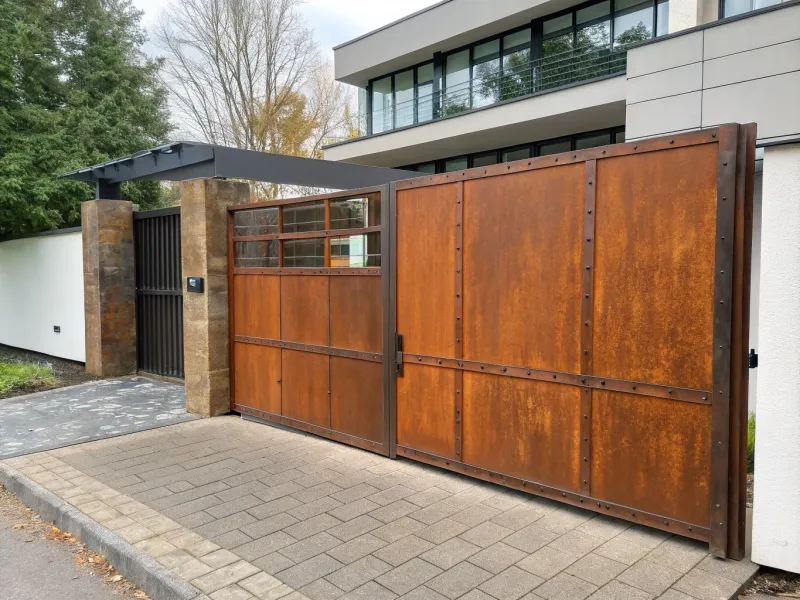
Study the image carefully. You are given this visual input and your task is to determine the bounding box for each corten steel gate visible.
[228,188,394,456]
[227,124,754,558]
[133,207,184,378]
[391,124,755,559]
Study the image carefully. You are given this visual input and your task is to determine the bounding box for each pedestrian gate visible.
[228,124,755,559]
[133,207,184,378]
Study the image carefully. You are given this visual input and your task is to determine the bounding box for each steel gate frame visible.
[386,124,755,559]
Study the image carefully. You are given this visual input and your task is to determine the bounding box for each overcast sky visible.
[131,0,440,58]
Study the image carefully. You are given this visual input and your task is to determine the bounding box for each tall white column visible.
[752,143,800,574]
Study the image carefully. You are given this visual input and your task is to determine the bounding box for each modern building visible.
[324,0,800,577]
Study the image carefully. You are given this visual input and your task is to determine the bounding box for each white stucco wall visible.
[751,144,800,574]
[0,230,85,362]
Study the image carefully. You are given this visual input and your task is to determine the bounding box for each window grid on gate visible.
[231,193,383,270]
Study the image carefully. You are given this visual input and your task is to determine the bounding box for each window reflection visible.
[614,0,654,46]
[371,76,392,133]
[394,70,414,128]
[234,241,278,268]
[233,208,278,237]
[444,157,468,172]
[283,239,324,268]
[329,196,381,229]
[417,63,434,123]
[472,40,500,108]
[444,50,470,115]
[330,233,381,267]
[282,201,325,233]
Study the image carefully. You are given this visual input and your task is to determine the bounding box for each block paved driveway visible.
[0,377,196,459]
[5,417,758,600]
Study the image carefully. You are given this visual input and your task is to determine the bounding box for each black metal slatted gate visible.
[133,207,184,378]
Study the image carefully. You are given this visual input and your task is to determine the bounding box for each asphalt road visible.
[0,487,129,600]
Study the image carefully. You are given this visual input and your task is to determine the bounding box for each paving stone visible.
[406,487,452,508]
[186,539,222,558]
[289,496,344,521]
[614,526,670,551]
[167,529,206,548]
[253,552,296,575]
[208,584,254,600]
[280,532,342,563]
[116,523,156,544]
[656,590,694,600]
[585,580,653,600]
[547,530,604,558]
[133,536,177,558]
[537,508,594,536]
[255,482,306,503]
[292,482,343,504]
[504,525,560,554]
[517,546,580,579]
[460,521,513,548]
[617,559,682,595]
[443,487,496,511]
[208,495,264,519]
[645,537,707,573]
[300,578,345,600]
[672,567,742,600]
[490,504,549,531]
[481,492,526,512]
[285,514,343,541]
[695,555,758,584]
[329,498,381,522]
[326,534,387,565]
[325,555,392,592]
[180,510,217,529]
[248,497,304,520]
[452,504,502,528]
[340,581,398,600]
[593,536,650,566]
[276,554,345,589]
[411,502,461,526]
[427,561,493,599]
[420,537,481,570]
[158,548,194,569]
[417,518,470,545]
[368,485,415,507]
[575,516,630,542]
[373,535,435,567]
[214,529,255,550]
[236,531,297,561]
[457,591,495,600]
[467,542,527,575]
[479,566,543,600]
[376,557,443,595]
[174,557,216,580]
[239,571,285,597]
[242,512,300,539]
[369,500,419,524]
[533,572,597,600]
[372,517,426,543]
[564,553,626,586]
[202,549,241,569]
[198,511,259,538]
[329,515,382,542]
[193,560,262,594]
[329,483,380,504]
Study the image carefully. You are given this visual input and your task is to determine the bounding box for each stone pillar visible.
[181,179,250,417]
[752,144,800,574]
[81,200,136,377]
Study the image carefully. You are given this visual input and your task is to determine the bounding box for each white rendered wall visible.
[0,231,85,362]
[751,144,800,574]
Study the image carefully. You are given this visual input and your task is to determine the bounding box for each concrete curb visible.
[0,463,211,600]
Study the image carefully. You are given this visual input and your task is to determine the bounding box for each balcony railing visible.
[335,44,627,143]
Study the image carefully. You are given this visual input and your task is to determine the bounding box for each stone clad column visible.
[181,179,250,417]
[81,200,136,377]
[752,143,800,574]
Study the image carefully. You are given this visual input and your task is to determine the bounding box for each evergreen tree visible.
[0,0,171,239]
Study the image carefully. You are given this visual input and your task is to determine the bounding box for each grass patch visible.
[747,412,756,474]
[0,361,56,395]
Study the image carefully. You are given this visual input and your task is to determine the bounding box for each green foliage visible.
[0,361,55,395]
[747,412,756,474]
[0,0,171,240]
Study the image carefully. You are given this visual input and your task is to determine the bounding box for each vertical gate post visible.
[81,200,137,377]
[181,178,250,417]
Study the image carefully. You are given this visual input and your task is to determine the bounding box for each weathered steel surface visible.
[233,343,281,414]
[280,275,330,345]
[234,336,381,362]
[331,357,384,443]
[396,363,455,458]
[233,275,280,339]
[281,349,330,428]
[330,276,382,353]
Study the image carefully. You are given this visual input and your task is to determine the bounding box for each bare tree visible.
[154,0,349,186]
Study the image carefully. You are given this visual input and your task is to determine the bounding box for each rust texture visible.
[581,160,597,495]
[330,276,382,354]
[233,344,281,415]
[396,363,456,458]
[454,182,464,460]
[281,349,330,428]
[280,275,330,346]
[233,275,280,339]
[331,357,384,444]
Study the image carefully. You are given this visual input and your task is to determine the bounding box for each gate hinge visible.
[395,334,404,377]
[749,349,758,369]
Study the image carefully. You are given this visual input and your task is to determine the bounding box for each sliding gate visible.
[228,124,754,558]
[228,188,393,456]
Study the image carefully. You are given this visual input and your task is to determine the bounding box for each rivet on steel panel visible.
[600,381,605,386]
[670,140,674,144]
[553,374,557,379]
[502,367,507,372]
[586,266,591,270]
[527,371,531,375]
[438,360,442,364]
[634,145,638,149]
[712,132,717,138]
[584,350,589,355]
[418,357,422,361]
[632,385,636,390]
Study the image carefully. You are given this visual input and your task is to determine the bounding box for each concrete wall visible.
[0,230,85,362]
[625,2,800,143]
[325,76,626,166]
[752,144,800,574]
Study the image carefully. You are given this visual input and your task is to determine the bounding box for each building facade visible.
[325,0,800,576]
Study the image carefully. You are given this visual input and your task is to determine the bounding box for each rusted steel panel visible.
[593,144,718,390]
[331,357,384,444]
[233,343,281,415]
[330,276,382,353]
[280,275,330,345]
[591,390,711,528]
[462,373,582,492]
[396,184,458,357]
[462,166,583,372]
[581,160,597,495]
[233,275,281,339]
[454,182,464,460]
[234,267,380,276]
[234,336,380,362]
[396,363,455,458]
[281,349,330,428]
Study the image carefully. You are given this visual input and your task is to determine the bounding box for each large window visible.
[723,0,785,16]
[366,0,669,135]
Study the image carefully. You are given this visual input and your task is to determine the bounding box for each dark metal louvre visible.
[134,207,184,378]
